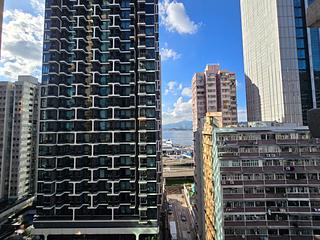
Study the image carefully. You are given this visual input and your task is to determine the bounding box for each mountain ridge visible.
[163,120,192,130]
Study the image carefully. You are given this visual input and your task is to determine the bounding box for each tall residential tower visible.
[0,76,39,203]
[192,64,238,132]
[192,64,237,239]
[34,0,162,239]
[241,0,320,125]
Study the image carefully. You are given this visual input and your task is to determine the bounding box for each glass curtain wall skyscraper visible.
[241,0,320,125]
[34,0,161,239]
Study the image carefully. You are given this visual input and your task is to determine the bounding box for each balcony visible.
[267,220,289,226]
[244,193,265,199]
[245,220,266,226]
[224,221,245,227]
[288,207,311,213]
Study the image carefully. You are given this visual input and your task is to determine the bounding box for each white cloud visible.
[30,0,45,15]
[168,81,176,90]
[159,0,199,34]
[163,97,192,124]
[0,7,44,81]
[181,87,192,97]
[165,81,178,95]
[238,107,248,122]
[160,47,181,61]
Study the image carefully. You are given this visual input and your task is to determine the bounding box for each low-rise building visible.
[201,118,320,239]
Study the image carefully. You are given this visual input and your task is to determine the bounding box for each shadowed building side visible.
[245,75,262,122]
[307,0,320,27]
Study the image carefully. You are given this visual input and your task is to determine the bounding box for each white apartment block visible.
[0,76,39,202]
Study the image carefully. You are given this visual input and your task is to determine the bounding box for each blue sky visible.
[0,0,247,124]
[159,0,247,124]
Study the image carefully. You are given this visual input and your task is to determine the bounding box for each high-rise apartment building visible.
[0,81,14,201]
[0,76,39,202]
[192,64,237,239]
[241,0,320,125]
[201,119,320,240]
[193,121,205,240]
[198,112,223,240]
[192,64,237,132]
[34,0,161,239]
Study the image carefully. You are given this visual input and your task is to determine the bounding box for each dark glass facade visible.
[294,0,320,124]
[310,28,320,107]
[294,0,314,125]
[35,0,161,238]
[308,0,320,107]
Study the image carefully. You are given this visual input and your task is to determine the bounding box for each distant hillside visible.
[163,121,192,130]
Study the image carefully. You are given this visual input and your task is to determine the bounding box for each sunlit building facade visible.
[241,0,320,125]
[201,112,223,240]
[192,64,238,132]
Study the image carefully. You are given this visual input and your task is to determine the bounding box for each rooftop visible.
[215,121,309,133]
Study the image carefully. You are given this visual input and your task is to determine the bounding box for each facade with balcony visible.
[0,76,39,204]
[34,0,161,239]
[202,121,320,239]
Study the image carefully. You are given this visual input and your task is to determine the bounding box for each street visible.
[167,187,196,240]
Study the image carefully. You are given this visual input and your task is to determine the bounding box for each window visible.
[242,160,259,167]
[43,65,49,74]
[295,18,303,27]
[121,21,130,29]
[275,174,285,180]
[294,7,302,17]
[146,38,154,47]
[145,5,154,13]
[296,38,305,48]
[120,0,130,7]
[232,160,240,167]
[146,27,154,36]
[145,16,154,25]
[121,10,130,19]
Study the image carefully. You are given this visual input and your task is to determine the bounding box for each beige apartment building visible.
[192,64,238,132]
